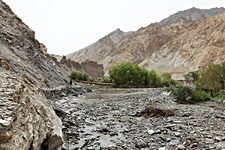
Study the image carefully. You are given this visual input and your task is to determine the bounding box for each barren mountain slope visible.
[67,28,132,63]
[159,7,225,26]
[105,11,225,79]
[67,7,225,79]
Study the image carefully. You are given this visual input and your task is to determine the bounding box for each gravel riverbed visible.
[52,87,225,150]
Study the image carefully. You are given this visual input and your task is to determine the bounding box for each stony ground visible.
[53,86,225,150]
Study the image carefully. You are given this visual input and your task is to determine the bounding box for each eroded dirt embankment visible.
[52,86,225,150]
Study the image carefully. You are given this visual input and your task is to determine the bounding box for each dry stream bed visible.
[52,87,225,150]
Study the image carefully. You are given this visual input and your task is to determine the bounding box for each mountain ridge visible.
[67,7,225,79]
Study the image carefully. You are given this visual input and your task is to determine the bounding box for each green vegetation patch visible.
[109,62,174,88]
[69,71,90,81]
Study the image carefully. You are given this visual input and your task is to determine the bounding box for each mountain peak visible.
[109,28,124,35]
[159,7,225,26]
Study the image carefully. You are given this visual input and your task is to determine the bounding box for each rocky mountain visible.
[0,1,67,149]
[159,7,225,26]
[67,28,132,63]
[67,7,225,79]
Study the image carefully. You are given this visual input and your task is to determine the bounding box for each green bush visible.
[69,71,89,81]
[192,90,211,102]
[170,85,193,101]
[169,85,211,103]
[184,71,199,82]
[100,76,112,83]
[160,72,176,87]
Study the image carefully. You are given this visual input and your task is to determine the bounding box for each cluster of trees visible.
[69,62,225,103]
[172,63,225,103]
[108,62,175,87]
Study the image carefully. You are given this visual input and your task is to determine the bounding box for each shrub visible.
[69,71,89,81]
[160,72,176,87]
[82,73,89,81]
[184,71,199,82]
[169,85,211,103]
[170,85,193,101]
[100,76,112,83]
[192,90,211,102]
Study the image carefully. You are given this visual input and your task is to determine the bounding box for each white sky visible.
[5,0,225,55]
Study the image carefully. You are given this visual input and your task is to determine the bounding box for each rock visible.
[174,132,181,137]
[177,144,186,150]
[205,138,214,144]
[0,72,66,149]
[158,147,166,150]
[215,114,225,119]
[181,112,192,117]
[0,119,10,127]
[215,136,222,142]
[216,141,225,148]
[147,129,155,135]
[169,139,180,145]
[135,140,148,148]
[110,132,118,136]
[0,131,12,143]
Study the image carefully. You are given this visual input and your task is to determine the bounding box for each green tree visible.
[197,64,225,93]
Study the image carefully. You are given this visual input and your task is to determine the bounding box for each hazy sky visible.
[6,0,225,55]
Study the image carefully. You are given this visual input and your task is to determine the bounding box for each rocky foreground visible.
[52,86,225,150]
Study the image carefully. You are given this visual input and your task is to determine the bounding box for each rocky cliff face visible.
[59,56,104,79]
[0,1,66,149]
[67,7,225,79]
[0,0,66,87]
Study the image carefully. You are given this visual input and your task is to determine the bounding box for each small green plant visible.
[101,76,112,83]
[69,71,89,81]
[192,90,211,102]
[214,91,225,101]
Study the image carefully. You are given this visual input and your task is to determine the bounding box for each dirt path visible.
[54,87,225,150]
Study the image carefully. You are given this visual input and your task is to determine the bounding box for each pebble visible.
[0,119,10,127]
[216,141,225,148]
[169,139,180,145]
[177,144,186,150]
[158,147,166,150]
